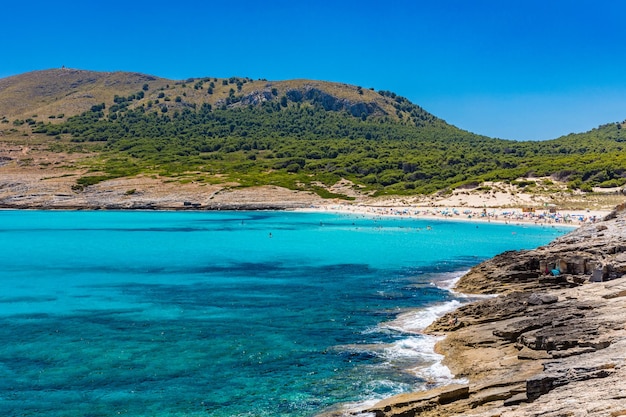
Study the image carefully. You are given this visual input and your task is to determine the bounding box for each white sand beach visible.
[302,203,605,226]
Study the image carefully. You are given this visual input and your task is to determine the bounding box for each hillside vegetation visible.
[2,68,626,197]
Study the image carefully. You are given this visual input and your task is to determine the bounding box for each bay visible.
[0,210,571,416]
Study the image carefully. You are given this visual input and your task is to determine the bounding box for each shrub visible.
[286,163,300,173]
[580,183,593,192]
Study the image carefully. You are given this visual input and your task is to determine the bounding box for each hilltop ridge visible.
[0,68,442,128]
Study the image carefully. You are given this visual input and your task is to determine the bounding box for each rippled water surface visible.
[0,210,571,416]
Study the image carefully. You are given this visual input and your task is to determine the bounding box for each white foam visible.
[432,269,498,300]
[339,271,478,415]
[380,335,441,361]
[383,333,465,380]
[338,399,380,417]
[410,360,468,386]
[382,299,462,334]
[360,275,471,392]
[364,378,413,397]
[434,272,465,292]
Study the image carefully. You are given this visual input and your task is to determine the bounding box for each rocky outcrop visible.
[456,204,626,294]
[221,85,387,118]
[286,87,387,117]
[0,173,324,211]
[359,205,626,417]
[238,90,275,106]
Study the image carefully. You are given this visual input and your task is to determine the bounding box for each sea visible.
[0,210,572,417]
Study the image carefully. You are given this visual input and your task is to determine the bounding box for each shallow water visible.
[0,211,570,416]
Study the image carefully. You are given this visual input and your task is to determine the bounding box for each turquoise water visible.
[0,210,571,417]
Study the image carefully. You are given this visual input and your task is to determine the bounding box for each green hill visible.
[2,68,625,197]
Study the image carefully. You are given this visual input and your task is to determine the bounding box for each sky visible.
[3,0,626,141]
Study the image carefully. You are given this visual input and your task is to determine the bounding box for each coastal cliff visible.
[361,203,626,417]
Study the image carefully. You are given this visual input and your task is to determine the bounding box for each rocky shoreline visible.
[0,175,323,211]
[358,203,626,417]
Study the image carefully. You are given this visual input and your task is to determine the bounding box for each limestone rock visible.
[363,384,469,416]
[527,293,558,305]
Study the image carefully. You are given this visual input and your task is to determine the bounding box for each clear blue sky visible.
[3,0,625,141]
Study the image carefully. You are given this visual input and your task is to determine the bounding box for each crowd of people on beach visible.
[310,204,601,225]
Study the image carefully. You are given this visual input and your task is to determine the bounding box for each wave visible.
[332,269,471,416]
[432,270,467,292]
[379,299,468,384]
[384,299,462,333]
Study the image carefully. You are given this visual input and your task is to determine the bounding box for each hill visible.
[0,69,170,120]
[0,68,435,125]
[1,68,625,202]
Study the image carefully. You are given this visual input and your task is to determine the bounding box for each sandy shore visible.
[299,203,608,227]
